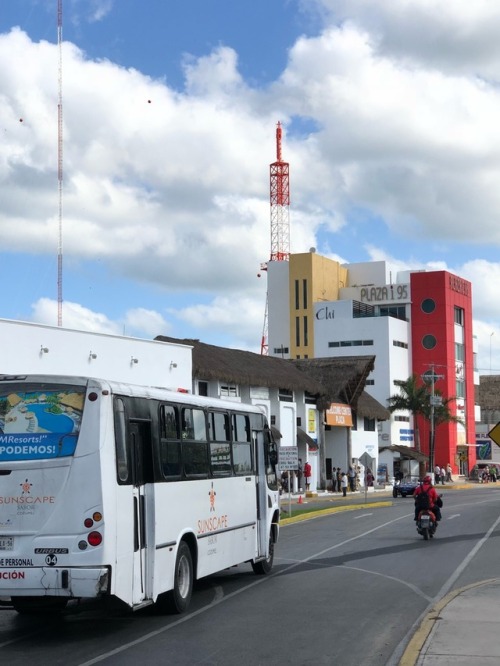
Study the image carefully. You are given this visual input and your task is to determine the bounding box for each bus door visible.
[129,420,154,606]
[254,430,269,558]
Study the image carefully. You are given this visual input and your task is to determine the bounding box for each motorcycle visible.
[416,509,437,540]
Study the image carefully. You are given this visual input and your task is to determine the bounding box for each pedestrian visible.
[434,464,441,484]
[446,463,453,483]
[304,461,312,491]
[348,466,356,492]
[490,466,497,483]
[341,472,348,497]
[366,469,374,486]
[297,458,303,492]
[336,467,342,493]
[440,466,446,485]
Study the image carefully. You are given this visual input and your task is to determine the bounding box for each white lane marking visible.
[338,565,433,602]
[353,513,373,519]
[388,512,500,665]
[79,513,411,665]
[447,514,460,519]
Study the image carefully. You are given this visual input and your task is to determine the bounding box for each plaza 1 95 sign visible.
[360,284,408,303]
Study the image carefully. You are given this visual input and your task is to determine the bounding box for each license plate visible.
[0,536,14,551]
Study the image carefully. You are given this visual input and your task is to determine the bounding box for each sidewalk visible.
[401,578,500,665]
[281,481,500,664]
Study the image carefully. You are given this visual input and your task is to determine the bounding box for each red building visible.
[410,271,476,476]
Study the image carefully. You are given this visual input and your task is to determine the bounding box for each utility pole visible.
[425,366,444,473]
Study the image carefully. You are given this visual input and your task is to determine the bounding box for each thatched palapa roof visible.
[357,390,391,421]
[291,356,377,411]
[155,336,323,395]
[155,338,388,417]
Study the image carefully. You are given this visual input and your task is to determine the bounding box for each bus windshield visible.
[0,383,86,461]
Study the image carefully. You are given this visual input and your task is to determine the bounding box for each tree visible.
[421,392,464,471]
[387,374,465,474]
[387,374,428,453]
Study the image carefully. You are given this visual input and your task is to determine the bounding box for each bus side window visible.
[264,429,279,490]
[159,404,181,479]
[182,407,208,478]
[232,413,253,475]
[208,411,231,477]
[114,398,130,484]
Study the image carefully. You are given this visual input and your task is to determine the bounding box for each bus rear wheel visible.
[251,534,274,575]
[158,541,193,614]
[11,596,68,615]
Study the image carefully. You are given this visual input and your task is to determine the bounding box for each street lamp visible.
[423,367,443,473]
[490,331,494,374]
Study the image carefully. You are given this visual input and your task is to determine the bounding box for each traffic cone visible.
[298,495,303,504]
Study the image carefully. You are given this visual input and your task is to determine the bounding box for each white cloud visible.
[70,0,114,25]
[4,4,500,357]
[31,298,121,334]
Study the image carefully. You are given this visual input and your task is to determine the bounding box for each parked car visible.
[392,476,419,498]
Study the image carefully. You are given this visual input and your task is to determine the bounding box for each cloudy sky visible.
[1,0,500,372]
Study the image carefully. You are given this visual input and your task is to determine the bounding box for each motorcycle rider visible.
[413,475,442,523]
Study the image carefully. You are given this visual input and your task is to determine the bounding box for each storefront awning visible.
[297,427,318,451]
[380,444,428,464]
[271,426,282,441]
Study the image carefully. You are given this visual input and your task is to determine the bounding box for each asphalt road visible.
[1,486,499,665]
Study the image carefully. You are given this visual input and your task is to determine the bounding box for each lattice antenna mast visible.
[57,0,63,326]
[260,121,290,355]
[269,121,290,261]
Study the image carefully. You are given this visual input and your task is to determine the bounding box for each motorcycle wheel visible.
[422,528,429,540]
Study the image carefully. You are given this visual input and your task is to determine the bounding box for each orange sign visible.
[325,403,353,427]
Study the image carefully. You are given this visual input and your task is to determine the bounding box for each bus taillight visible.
[88,532,102,547]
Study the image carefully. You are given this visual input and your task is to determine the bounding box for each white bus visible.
[0,374,280,614]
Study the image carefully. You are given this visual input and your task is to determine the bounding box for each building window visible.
[303,316,308,346]
[421,298,435,314]
[220,384,238,398]
[278,388,294,402]
[454,306,464,326]
[365,379,375,385]
[353,301,375,318]
[303,279,308,309]
[379,305,407,321]
[197,381,208,396]
[422,334,437,350]
[295,317,300,347]
[329,339,374,348]
[274,345,289,356]
[394,415,410,422]
[305,391,316,404]
[393,340,408,349]
[351,410,357,430]
[456,380,465,398]
[455,343,464,361]
[364,417,375,431]
[295,279,300,310]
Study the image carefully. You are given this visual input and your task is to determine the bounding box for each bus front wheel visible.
[162,541,193,614]
[251,535,274,575]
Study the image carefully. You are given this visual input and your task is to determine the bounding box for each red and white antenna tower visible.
[260,121,290,355]
[57,0,63,326]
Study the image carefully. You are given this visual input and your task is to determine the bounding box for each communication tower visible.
[260,122,290,355]
[57,0,63,326]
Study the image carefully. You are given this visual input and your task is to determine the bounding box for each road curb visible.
[398,578,500,666]
[280,500,393,525]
